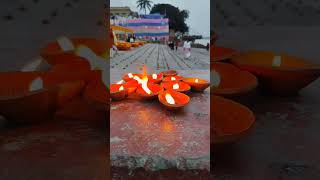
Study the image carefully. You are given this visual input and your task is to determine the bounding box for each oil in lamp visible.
[148,73,163,83]
[123,80,139,95]
[123,73,141,82]
[136,76,162,100]
[158,90,190,110]
[161,81,191,93]
[110,84,126,101]
[183,77,210,92]
[162,75,183,82]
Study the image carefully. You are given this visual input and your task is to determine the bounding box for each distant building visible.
[110,7,132,17]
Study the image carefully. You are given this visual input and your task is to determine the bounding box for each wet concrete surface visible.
[213,26,320,179]
[0,98,108,180]
[110,70,210,178]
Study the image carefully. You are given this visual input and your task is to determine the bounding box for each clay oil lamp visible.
[83,79,109,111]
[158,90,190,110]
[122,73,142,82]
[210,62,257,97]
[131,42,140,47]
[50,58,91,72]
[211,96,255,145]
[183,77,210,92]
[135,76,162,100]
[41,37,108,65]
[116,41,132,51]
[110,84,126,101]
[161,70,178,77]
[162,75,183,82]
[231,51,320,95]
[211,46,238,62]
[147,73,163,84]
[118,79,138,95]
[0,75,58,124]
[161,81,190,93]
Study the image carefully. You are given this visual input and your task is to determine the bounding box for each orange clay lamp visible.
[212,95,255,144]
[0,76,58,124]
[210,62,258,97]
[162,75,183,82]
[158,90,190,110]
[110,84,126,101]
[161,81,190,93]
[40,36,108,65]
[231,51,320,95]
[161,70,178,77]
[211,45,238,62]
[147,73,163,84]
[183,77,210,92]
[135,66,163,100]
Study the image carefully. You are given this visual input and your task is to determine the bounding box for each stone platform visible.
[110,70,210,176]
[110,44,209,72]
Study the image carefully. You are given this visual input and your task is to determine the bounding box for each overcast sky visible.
[110,0,210,37]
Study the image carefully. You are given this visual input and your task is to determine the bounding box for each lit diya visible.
[135,76,163,100]
[211,46,238,62]
[122,73,142,82]
[0,76,58,124]
[161,81,190,93]
[41,37,107,65]
[147,73,163,84]
[210,62,257,97]
[158,90,190,110]
[212,96,255,145]
[231,51,320,95]
[110,84,126,101]
[83,79,109,111]
[161,70,178,77]
[119,79,139,95]
[162,75,183,82]
[183,77,210,92]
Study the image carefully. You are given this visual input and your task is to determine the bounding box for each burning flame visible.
[29,77,43,91]
[152,73,157,79]
[134,76,142,84]
[57,36,75,51]
[117,80,124,84]
[141,76,151,94]
[119,85,124,91]
[171,77,176,81]
[165,93,175,105]
[173,83,179,90]
[142,64,148,77]
[195,78,199,83]
[128,73,133,78]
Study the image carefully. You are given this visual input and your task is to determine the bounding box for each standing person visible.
[206,43,209,51]
[175,40,179,51]
[183,40,191,59]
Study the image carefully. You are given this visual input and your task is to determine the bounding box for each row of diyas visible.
[110,69,210,110]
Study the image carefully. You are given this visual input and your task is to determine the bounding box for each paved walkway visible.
[110,44,209,72]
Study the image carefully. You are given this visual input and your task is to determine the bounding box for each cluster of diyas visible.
[110,68,210,110]
[211,43,320,146]
[0,36,109,125]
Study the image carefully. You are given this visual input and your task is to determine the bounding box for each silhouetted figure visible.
[175,40,179,51]
[206,43,209,51]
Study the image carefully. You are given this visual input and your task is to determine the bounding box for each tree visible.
[150,4,189,33]
[136,0,153,15]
